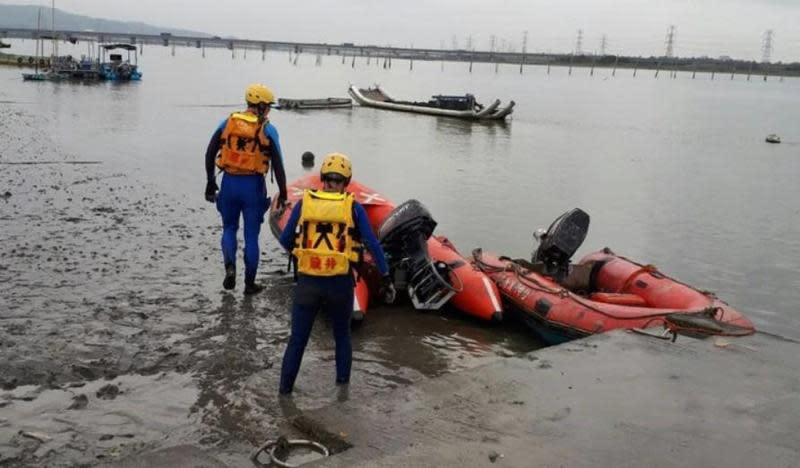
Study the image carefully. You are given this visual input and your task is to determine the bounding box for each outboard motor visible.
[531,208,590,282]
[378,200,457,310]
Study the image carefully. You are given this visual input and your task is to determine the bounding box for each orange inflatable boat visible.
[269,174,502,322]
[472,209,756,344]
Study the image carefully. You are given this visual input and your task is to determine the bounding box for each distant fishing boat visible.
[98,43,142,81]
[277,97,352,110]
[765,134,781,144]
[349,85,514,121]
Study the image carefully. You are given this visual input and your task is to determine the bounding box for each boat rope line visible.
[471,249,752,333]
[631,327,678,341]
[619,264,660,293]
[605,247,722,301]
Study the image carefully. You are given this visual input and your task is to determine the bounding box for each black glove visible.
[380,274,396,304]
[275,193,289,214]
[204,180,219,203]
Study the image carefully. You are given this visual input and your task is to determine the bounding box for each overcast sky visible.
[4,0,799,61]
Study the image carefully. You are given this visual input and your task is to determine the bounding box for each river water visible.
[1,42,799,465]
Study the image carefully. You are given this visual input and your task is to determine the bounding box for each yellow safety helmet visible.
[245,83,275,106]
[320,152,352,180]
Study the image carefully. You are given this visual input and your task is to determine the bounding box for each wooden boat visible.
[269,174,502,322]
[765,134,781,144]
[472,209,756,344]
[278,97,352,110]
[348,85,514,121]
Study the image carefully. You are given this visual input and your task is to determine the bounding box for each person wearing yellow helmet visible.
[204,83,288,295]
[277,153,395,396]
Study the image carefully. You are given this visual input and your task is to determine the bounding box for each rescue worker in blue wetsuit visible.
[278,153,395,395]
[204,83,288,295]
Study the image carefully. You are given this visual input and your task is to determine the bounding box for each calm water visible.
[3,42,799,338]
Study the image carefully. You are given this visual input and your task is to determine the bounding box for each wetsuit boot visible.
[223,263,236,290]
[244,279,265,295]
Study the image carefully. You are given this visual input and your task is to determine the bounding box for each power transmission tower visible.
[664,25,676,58]
[521,30,528,73]
[575,29,583,55]
[600,34,607,56]
[761,30,774,63]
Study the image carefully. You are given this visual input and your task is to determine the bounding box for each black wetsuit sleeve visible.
[205,127,223,184]
[271,144,288,201]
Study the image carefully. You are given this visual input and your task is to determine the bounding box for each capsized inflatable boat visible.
[269,174,502,322]
[472,208,756,344]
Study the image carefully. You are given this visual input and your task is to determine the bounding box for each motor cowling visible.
[532,208,590,281]
[378,200,456,310]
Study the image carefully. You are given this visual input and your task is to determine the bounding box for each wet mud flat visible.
[0,106,540,467]
[296,331,800,468]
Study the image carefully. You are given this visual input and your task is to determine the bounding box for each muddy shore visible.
[0,105,539,467]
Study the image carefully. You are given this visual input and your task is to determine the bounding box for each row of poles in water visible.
[159,41,789,82]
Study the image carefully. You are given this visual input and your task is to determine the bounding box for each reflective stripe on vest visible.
[216,112,270,175]
[292,190,361,276]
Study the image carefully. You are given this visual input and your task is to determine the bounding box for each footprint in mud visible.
[96,384,120,400]
[545,406,571,422]
[537,360,553,369]
[68,394,89,410]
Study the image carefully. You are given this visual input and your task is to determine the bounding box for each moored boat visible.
[98,44,142,81]
[473,209,756,344]
[278,97,352,110]
[348,85,514,121]
[765,134,781,144]
[22,72,48,81]
[269,174,502,322]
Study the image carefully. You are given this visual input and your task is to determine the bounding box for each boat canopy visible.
[431,94,476,111]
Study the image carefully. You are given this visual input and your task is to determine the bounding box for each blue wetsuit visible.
[277,198,388,394]
[205,116,287,285]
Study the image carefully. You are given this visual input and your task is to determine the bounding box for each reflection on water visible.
[433,115,512,141]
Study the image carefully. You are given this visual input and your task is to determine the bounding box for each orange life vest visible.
[216,112,270,175]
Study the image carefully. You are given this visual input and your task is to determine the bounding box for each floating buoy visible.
[301,151,315,168]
